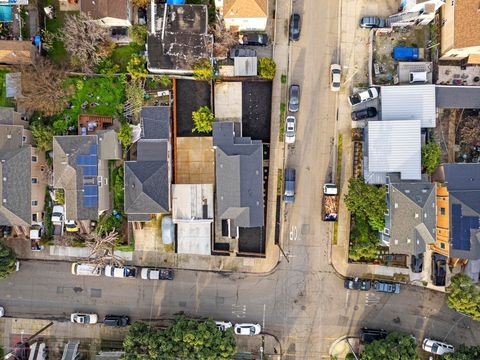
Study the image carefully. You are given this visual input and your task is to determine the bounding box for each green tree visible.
[445,344,480,360]
[421,142,441,175]
[122,316,236,360]
[130,24,148,46]
[349,216,379,261]
[192,58,214,80]
[192,106,214,134]
[127,54,147,81]
[360,332,419,360]
[118,122,133,152]
[31,121,55,152]
[344,177,386,231]
[0,241,16,279]
[447,273,480,320]
[258,57,276,79]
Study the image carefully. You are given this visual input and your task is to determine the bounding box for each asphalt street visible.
[1,0,480,358]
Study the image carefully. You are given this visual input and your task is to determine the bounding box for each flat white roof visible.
[234,57,258,76]
[176,222,212,256]
[381,85,436,128]
[368,119,422,180]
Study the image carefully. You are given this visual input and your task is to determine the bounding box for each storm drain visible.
[90,288,102,298]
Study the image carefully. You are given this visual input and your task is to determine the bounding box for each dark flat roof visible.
[436,85,480,109]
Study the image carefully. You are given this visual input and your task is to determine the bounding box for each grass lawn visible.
[57,76,125,127]
[110,43,143,72]
[0,69,14,107]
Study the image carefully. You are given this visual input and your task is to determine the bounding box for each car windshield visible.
[432,344,439,352]
[52,212,62,217]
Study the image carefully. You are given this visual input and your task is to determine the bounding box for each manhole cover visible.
[56,287,63,294]
[179,301,187,307]
[90,288,102,298]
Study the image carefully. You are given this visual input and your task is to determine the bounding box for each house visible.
[440,0,480,63]
[433,164,480,268]
[172,184,213,255]
[0,107,28,127]
[380,85,436,128]
[124,106,171,221]
[0,124,47,228]
[213,121,264,238]
[0,40,34,65]
[364,119,422,184]
[53,131,121,221]
[381,175,436,260]
[387,0,444,27]
[80,0,132,43]
[217,0,268,32]
[146,4,213,75]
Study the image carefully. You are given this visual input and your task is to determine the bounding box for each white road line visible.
[262,303,266,329]
[345,289,350,308]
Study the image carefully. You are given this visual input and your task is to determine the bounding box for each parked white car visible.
[0,306,4,317]
[140,268,174,280]
[422,338,455,355]
[234,323,261,336]
[51,205,64,225]
[330,64,341,91]
[104,265,137,278]
[285,116,296,144]
[215,321,233,332]
[348,87,378,106]
[70,313,98,324]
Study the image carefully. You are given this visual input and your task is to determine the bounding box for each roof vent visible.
[405,189,410,193]
[394,203,398,208]
[407,238,411,243]
[415,213,419,218]
[2,177,5,181]
[394,239,398,245]
[6,134,11,139]
[2,199,5,203]
[422,189,427,193]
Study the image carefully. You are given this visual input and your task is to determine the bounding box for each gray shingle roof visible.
[0,145,31,226]
[124,161,169,214]
[388,179,436,256]
[97,130,121,160]
[53,136,99,220]
[436,86,480,109]
[125,107,171,219]
[213,122,264,228]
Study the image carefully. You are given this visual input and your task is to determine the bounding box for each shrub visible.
[192,106,214,134]
[258,58,276,79]
[192,58,214,80]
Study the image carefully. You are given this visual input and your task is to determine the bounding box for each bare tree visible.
[59,13,111,73]
[460,116,480,146]
[17,59,73,116]
[209,21,238,58]
[86,230,125,267]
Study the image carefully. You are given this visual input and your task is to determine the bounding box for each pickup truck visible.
[392,47,424,61]
[322,184,338,221]
[348,87,378,106]
[283,168,296,203]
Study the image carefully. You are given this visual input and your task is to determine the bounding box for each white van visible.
[71,263,102,276]
[28,342,47,360]
[409,71,428,83]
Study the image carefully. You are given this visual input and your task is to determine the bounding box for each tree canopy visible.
[193,59,214,81]
[447,273,480,320]
[348,216,380,261]
[192,106,214,134]
[0,241,16,279]
[122,316,236,360]
[118,122,133,153]
[126,55,148,81]
[421,142,441,175]
[258,58,276,79]
[360,332,419,360]
[344,177,386,231]
[445,344,480,360]
[31,121,55,152]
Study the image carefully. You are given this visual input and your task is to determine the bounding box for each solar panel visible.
[451,204,475,251]
[83,185,98,196]
[90,144,97,155]
[83,195,98,208]
[83,166,98,176]
[76,155,87,165]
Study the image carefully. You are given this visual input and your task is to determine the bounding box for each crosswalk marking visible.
[365,293,381,306]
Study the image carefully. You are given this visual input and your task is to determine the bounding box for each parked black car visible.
[241,33,268,46]
[289,14,301,41]
[351,107,377,120]
[360,328,388,343]
[288,84,300,112]
[103,315,130,327]
[344,277,371,291]
[410,254,424,273]
[359,16,385,28]
[229,48,257,59]
[431,253,447,286]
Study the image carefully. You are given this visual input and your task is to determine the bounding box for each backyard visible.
[0,69,14,107]
[373,26,428,85]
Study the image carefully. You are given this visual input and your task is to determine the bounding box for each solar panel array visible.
[451,204,479,251]
[76,143,99,208]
